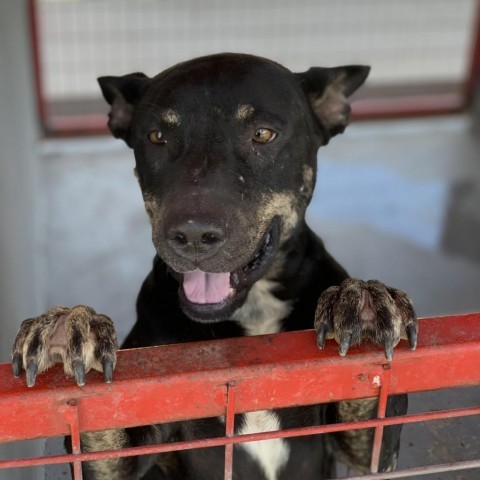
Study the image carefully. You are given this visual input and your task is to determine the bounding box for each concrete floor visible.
[36,115,480,478]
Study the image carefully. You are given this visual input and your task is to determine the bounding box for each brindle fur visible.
[11,53,418,479]
[12,305,117,386]
[315,278,417,358]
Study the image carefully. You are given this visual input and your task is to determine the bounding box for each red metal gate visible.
[1,313,480,479]
[28,0,480,136]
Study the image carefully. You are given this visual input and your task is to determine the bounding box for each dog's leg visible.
[80,429,136,480]
[315,278,417,473]
[326,395,407,473]
[12,306,137,478]
[76,425,177,479]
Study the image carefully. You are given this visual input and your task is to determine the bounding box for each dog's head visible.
[98,53,369,321]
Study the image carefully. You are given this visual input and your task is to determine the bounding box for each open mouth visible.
[177,219,280,322]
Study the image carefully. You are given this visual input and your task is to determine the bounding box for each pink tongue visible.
[183,271,231,304]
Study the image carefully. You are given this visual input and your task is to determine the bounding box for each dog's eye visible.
[253,128,276,144]
[148,130,166,145]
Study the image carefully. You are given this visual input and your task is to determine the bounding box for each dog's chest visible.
[232,280,292,336]
[231,281,292,478]
[237,410,290,480]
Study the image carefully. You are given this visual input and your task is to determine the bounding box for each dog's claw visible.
[11,306,118,387]
[384,337,394,361]
[73,360,86,386]
[339,334,351,356]
[12,353,22,378]
[316,324,327,349]
[315,279,417,359]
[102,357,114,383]
[26,360,38,388]
[406,324,418,350]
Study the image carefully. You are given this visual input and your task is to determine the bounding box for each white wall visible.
[0,1,44,478]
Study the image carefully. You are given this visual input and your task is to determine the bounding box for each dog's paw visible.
[12,305,118,387]
[315,278,417,360]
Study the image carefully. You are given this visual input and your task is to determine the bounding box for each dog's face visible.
[98,53,369,321]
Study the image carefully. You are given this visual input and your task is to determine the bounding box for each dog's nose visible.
[167,221,226,258]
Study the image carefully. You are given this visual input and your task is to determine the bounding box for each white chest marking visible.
[232,280,292,336]
[238,410,290,480]
[232,281,292,478]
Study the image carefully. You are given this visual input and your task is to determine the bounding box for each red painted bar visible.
[1,406,479,471]
[352,92,465,121]
[0,314,479,445]
[466,0,480,104]
[28,0,48,133]
[331,459,480,480]
[224,382,236,480]
[370,366,392,472]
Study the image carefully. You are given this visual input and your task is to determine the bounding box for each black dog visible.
[12,53,417,479]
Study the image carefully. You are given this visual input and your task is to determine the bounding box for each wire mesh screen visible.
[37,0,477,104]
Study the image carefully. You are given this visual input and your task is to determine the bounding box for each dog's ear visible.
[97,73,150,144]
[297,65,370,140]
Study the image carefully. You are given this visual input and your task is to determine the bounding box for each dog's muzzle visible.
[173,218,280,322]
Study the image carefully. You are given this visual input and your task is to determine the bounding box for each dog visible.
[12,53,418,479]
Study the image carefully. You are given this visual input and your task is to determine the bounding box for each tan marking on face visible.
[254,192,303,278]
[143,198,164,226]
[258,192,300,239]
[235,104,255,122]
[162,108,181,126]
[301,165,314,197]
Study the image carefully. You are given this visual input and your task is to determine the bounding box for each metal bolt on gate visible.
[1,313,480,479]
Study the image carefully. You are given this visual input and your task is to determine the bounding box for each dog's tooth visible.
[231,271,240,287]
